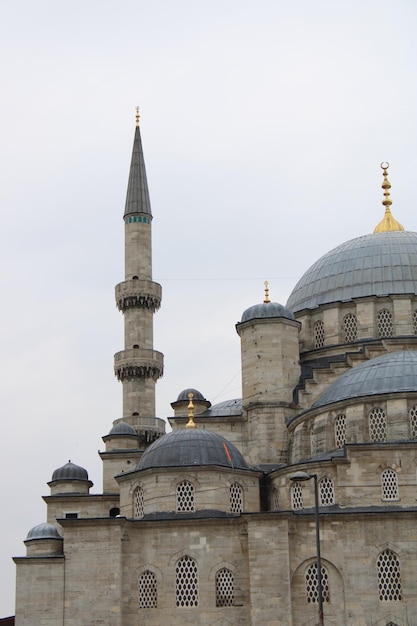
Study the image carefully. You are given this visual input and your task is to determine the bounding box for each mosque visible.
[12,115,417,626]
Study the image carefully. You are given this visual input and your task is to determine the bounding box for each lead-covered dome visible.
[286,231,417,313]
[313,350,417,408]
[241,301,295,323]
[51,461,89,482]
[176,388,206,402]
[26,523,62,541]
[137,429,248,470]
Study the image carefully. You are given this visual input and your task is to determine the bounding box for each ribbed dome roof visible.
[51,461,89,482]
[137,429,248,470]
[313,350,417,408]
[26,523,62,541]
[176,388,206,402]
[241,301,295,323]
[108,422,136,435]
[286,231,417,312]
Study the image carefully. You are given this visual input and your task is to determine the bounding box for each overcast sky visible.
[1,0,417,616]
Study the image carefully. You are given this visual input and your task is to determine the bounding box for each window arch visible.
[369,408,387,442]
[409,405,417,439]
[305,562,330,604]
[291,482,303,510]
[230,482,243,513]
[133,486,144,518]
[381,469,399,501]
[377,308,393,338]
[271,487,279,511]
[215,568,235,607]
[176,480,195,512]
[334,413,346,448]
[319,477,335,506]
[175,555,198,607]
[138,570,157,608]
[343,313,357,342]
[376,549,402,601]
[314,320,325,349]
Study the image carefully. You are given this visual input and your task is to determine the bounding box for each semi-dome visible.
[286,231,417,313]
[51,461,89,482]
[241,301,295,323]
[176,388,206,402]
[108,422,136,435]
[137,429,248,470]
[26,523,62,541]
[313,350,417,409]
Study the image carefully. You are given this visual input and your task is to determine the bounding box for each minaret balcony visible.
[114,349,164,381]
[115,279,162,312]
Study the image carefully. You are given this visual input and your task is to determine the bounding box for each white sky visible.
[1,0,417,616]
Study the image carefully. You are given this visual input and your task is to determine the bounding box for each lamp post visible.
[290,471,324,626]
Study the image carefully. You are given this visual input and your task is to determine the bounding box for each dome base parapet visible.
[115,279,162,312]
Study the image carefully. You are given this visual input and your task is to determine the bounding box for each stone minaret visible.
[113,110,164,440]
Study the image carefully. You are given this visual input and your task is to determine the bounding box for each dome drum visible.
[24,523,63,557]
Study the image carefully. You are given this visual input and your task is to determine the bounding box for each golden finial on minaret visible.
[185,392,196,429]
[373,162,404,233]
[264,280,271,304]
[135,106,140,127]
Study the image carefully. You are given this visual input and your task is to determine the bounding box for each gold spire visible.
[135,106,140,127]
[263,280,271,303]
[185,392,196,429]
[373,162,404,233]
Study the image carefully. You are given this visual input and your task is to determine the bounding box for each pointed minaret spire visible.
[124,107,152,219]
[374,162,404,233]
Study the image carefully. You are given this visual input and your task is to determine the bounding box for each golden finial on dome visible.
[185,392,196,429]
[135,106,140,127]
[264,280,271,303]
[373,162,404,233]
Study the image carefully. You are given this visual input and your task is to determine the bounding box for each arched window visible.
[314,320,325,349]
[271,487,279,511]
[413,310,417,335]
[319,477,335,506]
[305,562,330,604]
[291,482,303,510]
[377,309,393,338]
[176,480,195,512]
[175,555,198,607]
[215,568,234,607]
[369,408,387,442]
[344,313,357,342]
[377,549,402,601]
[334,413,346,448]
[133,486,144,518]
[381,469,399,501]
[409,405,417,439]
[138,570,157,608]
[230,482,243,513]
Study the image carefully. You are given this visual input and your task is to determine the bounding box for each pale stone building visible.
[13,120,417,626]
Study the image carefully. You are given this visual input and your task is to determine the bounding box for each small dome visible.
[313,350,417,409]
[51,461,89,482]
[241,301,295,323]
[108,422,136,435]
[26,523,62,541]
[176,388,206,402]
[137,429,248,470]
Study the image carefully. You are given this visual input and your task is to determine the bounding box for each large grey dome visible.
[26,523,62,541]
[313,350,417,408]
[51,461,89,482]
[287,231,417,312]
[137,429,248,470]
[241,301,295,323]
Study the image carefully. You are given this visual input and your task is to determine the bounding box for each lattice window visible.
[133,486,144,518]
[291,482,303,510]
[369,408,387,442]
[230,482,243,513]
[175,555,198,607]
[319,477,335,506]
[334,413,346,448]
[271,487,279,511]
[381,469,399,501]
[377,309,393,338]
[138,570,157,608]
[344,313,357,342]
[216,568,235,607]
[305,563,330,604]
[177,480,195,512]
[410,405,417,439]
[377,549,402,601]
[414,310,417,335]
[314,320,325,349]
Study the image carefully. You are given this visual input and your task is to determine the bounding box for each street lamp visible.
[290,471,324,626]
